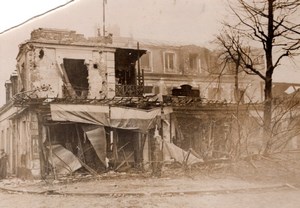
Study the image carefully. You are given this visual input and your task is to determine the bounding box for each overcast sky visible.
[0,0,230,44]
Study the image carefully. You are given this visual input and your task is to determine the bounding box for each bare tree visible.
[216,0,300,154]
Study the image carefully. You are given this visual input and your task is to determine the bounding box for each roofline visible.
[0,100,14,115]
[16,39,148,60]
[273,81,300,85]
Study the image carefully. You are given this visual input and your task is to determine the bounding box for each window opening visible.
[140,51,152,72]
[63,59,89,98]
[164,52,175,71]
[189,53,198,70]
[115,48,146,97]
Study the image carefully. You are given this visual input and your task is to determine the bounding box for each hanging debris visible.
[48,144,82,175]
[82,125,108,167]
[164,142,204,166]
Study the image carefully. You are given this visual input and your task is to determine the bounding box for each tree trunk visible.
[263,0,274,154]
[234,61,240,103]
[263,77,272,154]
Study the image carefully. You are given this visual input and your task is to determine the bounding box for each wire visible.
[0,0,75,35]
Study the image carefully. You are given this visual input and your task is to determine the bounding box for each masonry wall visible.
[17,44,116,99]
[0,105,40,178]
[12,111,40,179]
[0,105,16,175]
[142,44,264,103]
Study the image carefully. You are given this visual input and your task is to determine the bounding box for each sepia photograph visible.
[0,0,300,207]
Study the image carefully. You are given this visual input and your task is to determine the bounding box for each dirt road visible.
[0,188,299,208]
[1,155,300,208]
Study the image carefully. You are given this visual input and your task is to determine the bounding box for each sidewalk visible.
[0,172,296,196]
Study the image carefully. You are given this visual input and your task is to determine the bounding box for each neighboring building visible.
[132,40,264,104]
[271,82,300,150]
[0,28,265,179]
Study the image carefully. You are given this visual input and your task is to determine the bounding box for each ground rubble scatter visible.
[0,157,300,198]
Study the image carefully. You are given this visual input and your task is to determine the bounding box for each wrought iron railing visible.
[115,84,144,97]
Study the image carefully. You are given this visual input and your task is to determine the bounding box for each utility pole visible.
[103,0,106,37]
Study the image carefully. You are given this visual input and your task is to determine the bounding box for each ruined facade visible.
[0,28,165,178]
[0,28,266,179]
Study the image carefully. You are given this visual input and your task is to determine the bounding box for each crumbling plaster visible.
[0,106,40,177]
[18,43,116,99]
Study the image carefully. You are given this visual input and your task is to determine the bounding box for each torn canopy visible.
[48,144,82,175]
[81,125,107,167]
[164,142,203,166]
[50,104,172,131]
[110,107,164,130]
[50,104,110,126]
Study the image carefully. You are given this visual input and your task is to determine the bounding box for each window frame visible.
[163,51,177,73]
[139,50,153,72]
[188,53,201,75]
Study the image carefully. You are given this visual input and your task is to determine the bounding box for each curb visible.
[0,184,298,197]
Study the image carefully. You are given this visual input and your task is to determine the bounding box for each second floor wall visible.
[13,29,119,100]
[136,41,264,103]
[6,28,265,104]
[16,44,116,100]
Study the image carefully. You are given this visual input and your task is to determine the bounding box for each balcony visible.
[115,85,144,97]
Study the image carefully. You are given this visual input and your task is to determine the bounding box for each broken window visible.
[113,129,143,170]
[115,49,138,85]
[62,59,89,98]
[189,53,198,70]
[164,52,176,72]
[45,124,108,175]
[115,48,146,97]
[140,51,152,72]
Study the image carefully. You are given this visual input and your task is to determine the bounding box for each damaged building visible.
[0,28,177,178]
[0,28,264,179]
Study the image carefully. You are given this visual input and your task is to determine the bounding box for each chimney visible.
[5,80,12,104]
[10,71,18,96]
[5,71,19,103]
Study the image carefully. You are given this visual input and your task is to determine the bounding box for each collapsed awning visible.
[51,104,110,126]
[50,104,172,131]
[48,144,82,175]
[164,142,204,166]
[82,125,107,166]
[110,107,161,130]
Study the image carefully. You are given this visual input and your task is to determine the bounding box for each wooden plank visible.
[57,63,77,97]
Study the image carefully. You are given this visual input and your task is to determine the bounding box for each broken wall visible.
[13,111,41,179]
[16,29,117,99]
[17,45,116,99]
[0,104,18,175]
[0,105,41,179]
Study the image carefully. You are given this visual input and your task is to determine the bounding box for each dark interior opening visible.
[45,123,144,174]
[114,129,144,169]
[115,48,146,85]
[46,124,106,173]
[63,59,89,97]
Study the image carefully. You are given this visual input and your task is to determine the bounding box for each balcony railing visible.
[115,84,144,97]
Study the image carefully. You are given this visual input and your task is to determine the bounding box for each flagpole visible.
[103,0,106,36]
